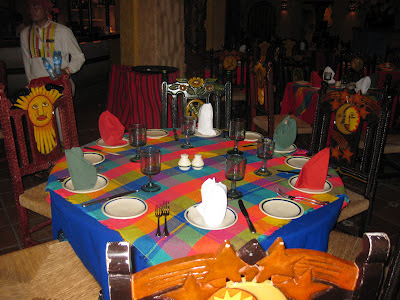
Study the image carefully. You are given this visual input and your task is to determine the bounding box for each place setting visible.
[273,115,298,156]
[62,147,109,194]
[96,110,129,149]
[193,103,221,138]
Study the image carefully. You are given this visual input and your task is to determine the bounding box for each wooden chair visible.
[106,233,394,299]
[0,75,79,248]
[0,240,101,299]
[310,77,393,234]
[161,77,232,131]
[250,61,313,138]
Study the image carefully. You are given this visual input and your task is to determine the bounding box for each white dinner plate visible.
[147,129,169,139]
[184,204,238,230]
[288,175,333,194]
[275,144,297,154]
[259,197,304,219]
[285,156,310,169]
[194,129,221,138]
[102,197,148,219]
[83,152,105,165]
[62,174,109,193]
[244,131,263,142]
[96,138,129,148]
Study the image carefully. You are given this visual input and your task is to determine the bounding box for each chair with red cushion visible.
[0,75,79,247]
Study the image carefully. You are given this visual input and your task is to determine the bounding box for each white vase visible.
[192,154,204,170]
[178,154,191,171]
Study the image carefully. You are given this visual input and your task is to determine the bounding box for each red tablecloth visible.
[106,65,179,129]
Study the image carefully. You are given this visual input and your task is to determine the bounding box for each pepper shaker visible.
[192,154,204,170]
[178,154,191,171]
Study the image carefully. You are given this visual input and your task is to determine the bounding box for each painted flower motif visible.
[189,77,204,88]
[179,84,187,91]
[205,85,214,92]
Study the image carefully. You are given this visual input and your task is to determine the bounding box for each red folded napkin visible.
[98,110,126,146]
[310,71,322,88]
[295,148,330,190]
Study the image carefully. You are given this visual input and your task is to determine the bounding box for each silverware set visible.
[277,188,329,206]
[155,202,170,237]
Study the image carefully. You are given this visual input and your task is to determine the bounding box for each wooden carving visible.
[130,238,359,300]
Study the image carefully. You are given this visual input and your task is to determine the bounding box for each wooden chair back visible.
[310,76,393,226]
[249,61,274,137]
[0,75,79,246]
[106,233,392,299]
[161,77,232,130]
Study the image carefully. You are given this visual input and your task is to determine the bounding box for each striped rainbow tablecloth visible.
[47,130,347,299]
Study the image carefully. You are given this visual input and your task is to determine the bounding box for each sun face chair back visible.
[310,76,393,233]
[0,75,79,247]
[106,233,391,299]
[161,77,232,130]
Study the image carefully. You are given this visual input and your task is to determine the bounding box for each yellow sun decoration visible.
[14,86,62,154]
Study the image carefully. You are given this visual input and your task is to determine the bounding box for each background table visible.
[47,131,347,299]
[106,65,180,129]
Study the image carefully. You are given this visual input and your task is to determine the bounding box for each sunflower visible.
[189,77,205,88]
[14,86,62,154]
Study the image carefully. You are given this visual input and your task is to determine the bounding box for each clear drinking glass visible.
[140,147,161,192]
[254,138,275,177]
[129,123,147,162]
[180,116,196,149]
[225,154,247,199]
[227,118,246,155]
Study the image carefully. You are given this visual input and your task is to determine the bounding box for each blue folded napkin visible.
[65,147,97,190]
[273,116,297,151]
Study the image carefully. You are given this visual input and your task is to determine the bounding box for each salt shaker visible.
[192,154,204,170]
[178,154,191,171]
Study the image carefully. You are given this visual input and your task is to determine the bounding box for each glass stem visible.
[136,146,141,158]
[262,158,267,170]
[231,180,236,191]
[234,139,239,150]
[148,175,153,187]
[186,134,190,145]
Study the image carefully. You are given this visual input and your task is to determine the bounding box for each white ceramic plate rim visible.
[62,174,109,193]
[285,156,310,169]
[83,152,105,165]
[184,204,238,230]
[102,197,148,219]
[147,129,169,139]
[288,175,333,194]
[259,197,304,219]
[194,128,221,138]
[96,138,129,148]
[244,131,263,142]
[275,144,297,153]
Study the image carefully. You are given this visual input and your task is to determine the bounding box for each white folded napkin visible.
[323,66,336,84]
[355,76,371,95]
[196,178,228,227]
[197,103,216,136]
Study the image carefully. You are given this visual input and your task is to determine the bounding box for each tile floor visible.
[0,93,400,258]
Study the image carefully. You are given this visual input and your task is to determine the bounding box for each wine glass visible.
[129,123,147,162]
[225,154,246,199]
[227,118,246,155]
[180,116,196,149]
[140,147,161,192]
[254,138,275,177]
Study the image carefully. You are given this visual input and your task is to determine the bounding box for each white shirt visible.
[20,19,85,83]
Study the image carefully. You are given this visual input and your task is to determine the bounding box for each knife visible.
[238,199,256,234]
[84,146,121,156]
[173,128,179,141]
[81,190,140,207]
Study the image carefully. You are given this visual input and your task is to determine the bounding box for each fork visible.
[277,188,329,206]
[155,205,162,237]
[57,165,104,182]
[162,201,170,236]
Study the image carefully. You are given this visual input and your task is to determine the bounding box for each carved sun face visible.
[27,95,53,127]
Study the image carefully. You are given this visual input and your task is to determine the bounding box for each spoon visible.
[276,188,329,206]
[57,165,104,182]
